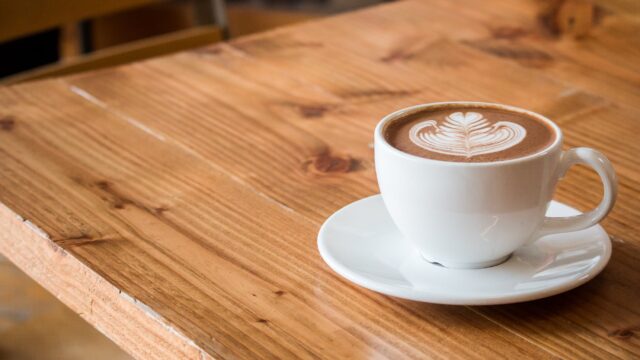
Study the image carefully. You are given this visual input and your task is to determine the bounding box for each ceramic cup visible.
[374,102,618,269]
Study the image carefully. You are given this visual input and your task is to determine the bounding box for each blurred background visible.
[0,1,384,358]
[0,0,385,84]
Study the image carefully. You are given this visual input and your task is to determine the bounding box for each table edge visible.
[0,203,215,360]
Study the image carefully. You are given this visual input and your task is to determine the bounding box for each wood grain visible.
[1,0,639,358]
[0,81,551,359]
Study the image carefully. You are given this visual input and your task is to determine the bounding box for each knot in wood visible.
[307,152,353,174]
[0,116,15,131]
[299,104,330,118]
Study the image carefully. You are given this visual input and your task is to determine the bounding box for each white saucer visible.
[317,195,611,305]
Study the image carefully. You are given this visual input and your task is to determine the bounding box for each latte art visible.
[409,112,526,158]
[384,105,556,163]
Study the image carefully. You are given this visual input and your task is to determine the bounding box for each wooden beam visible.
[0,0,159,42]
[2,26,221,84]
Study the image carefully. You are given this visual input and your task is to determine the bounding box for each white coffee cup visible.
[374,102,617,269]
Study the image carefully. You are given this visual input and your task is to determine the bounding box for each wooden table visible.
[1,0,639,358]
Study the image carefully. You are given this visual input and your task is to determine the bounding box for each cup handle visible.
[538,147,618,237]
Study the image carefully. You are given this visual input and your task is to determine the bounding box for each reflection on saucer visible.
[318,195,611,305]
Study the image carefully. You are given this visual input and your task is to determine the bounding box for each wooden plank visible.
[0,204,209,360]
[0,81,553,358]
[257,0,640,110]
[0,0,158,42]
[407,0,640,109]
[2,26,222,85]
[89,2,196,50]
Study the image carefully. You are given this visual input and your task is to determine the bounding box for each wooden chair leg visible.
[194,0,229,39]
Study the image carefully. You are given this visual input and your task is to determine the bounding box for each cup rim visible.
[375,101,564,167]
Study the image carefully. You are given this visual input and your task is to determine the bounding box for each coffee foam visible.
[409,111,526,158]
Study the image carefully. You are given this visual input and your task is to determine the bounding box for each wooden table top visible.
[1,0,639,358]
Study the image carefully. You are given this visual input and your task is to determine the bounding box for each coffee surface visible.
[384,105,556,162]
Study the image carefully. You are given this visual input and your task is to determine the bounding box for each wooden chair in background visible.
[0,0,226,84]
